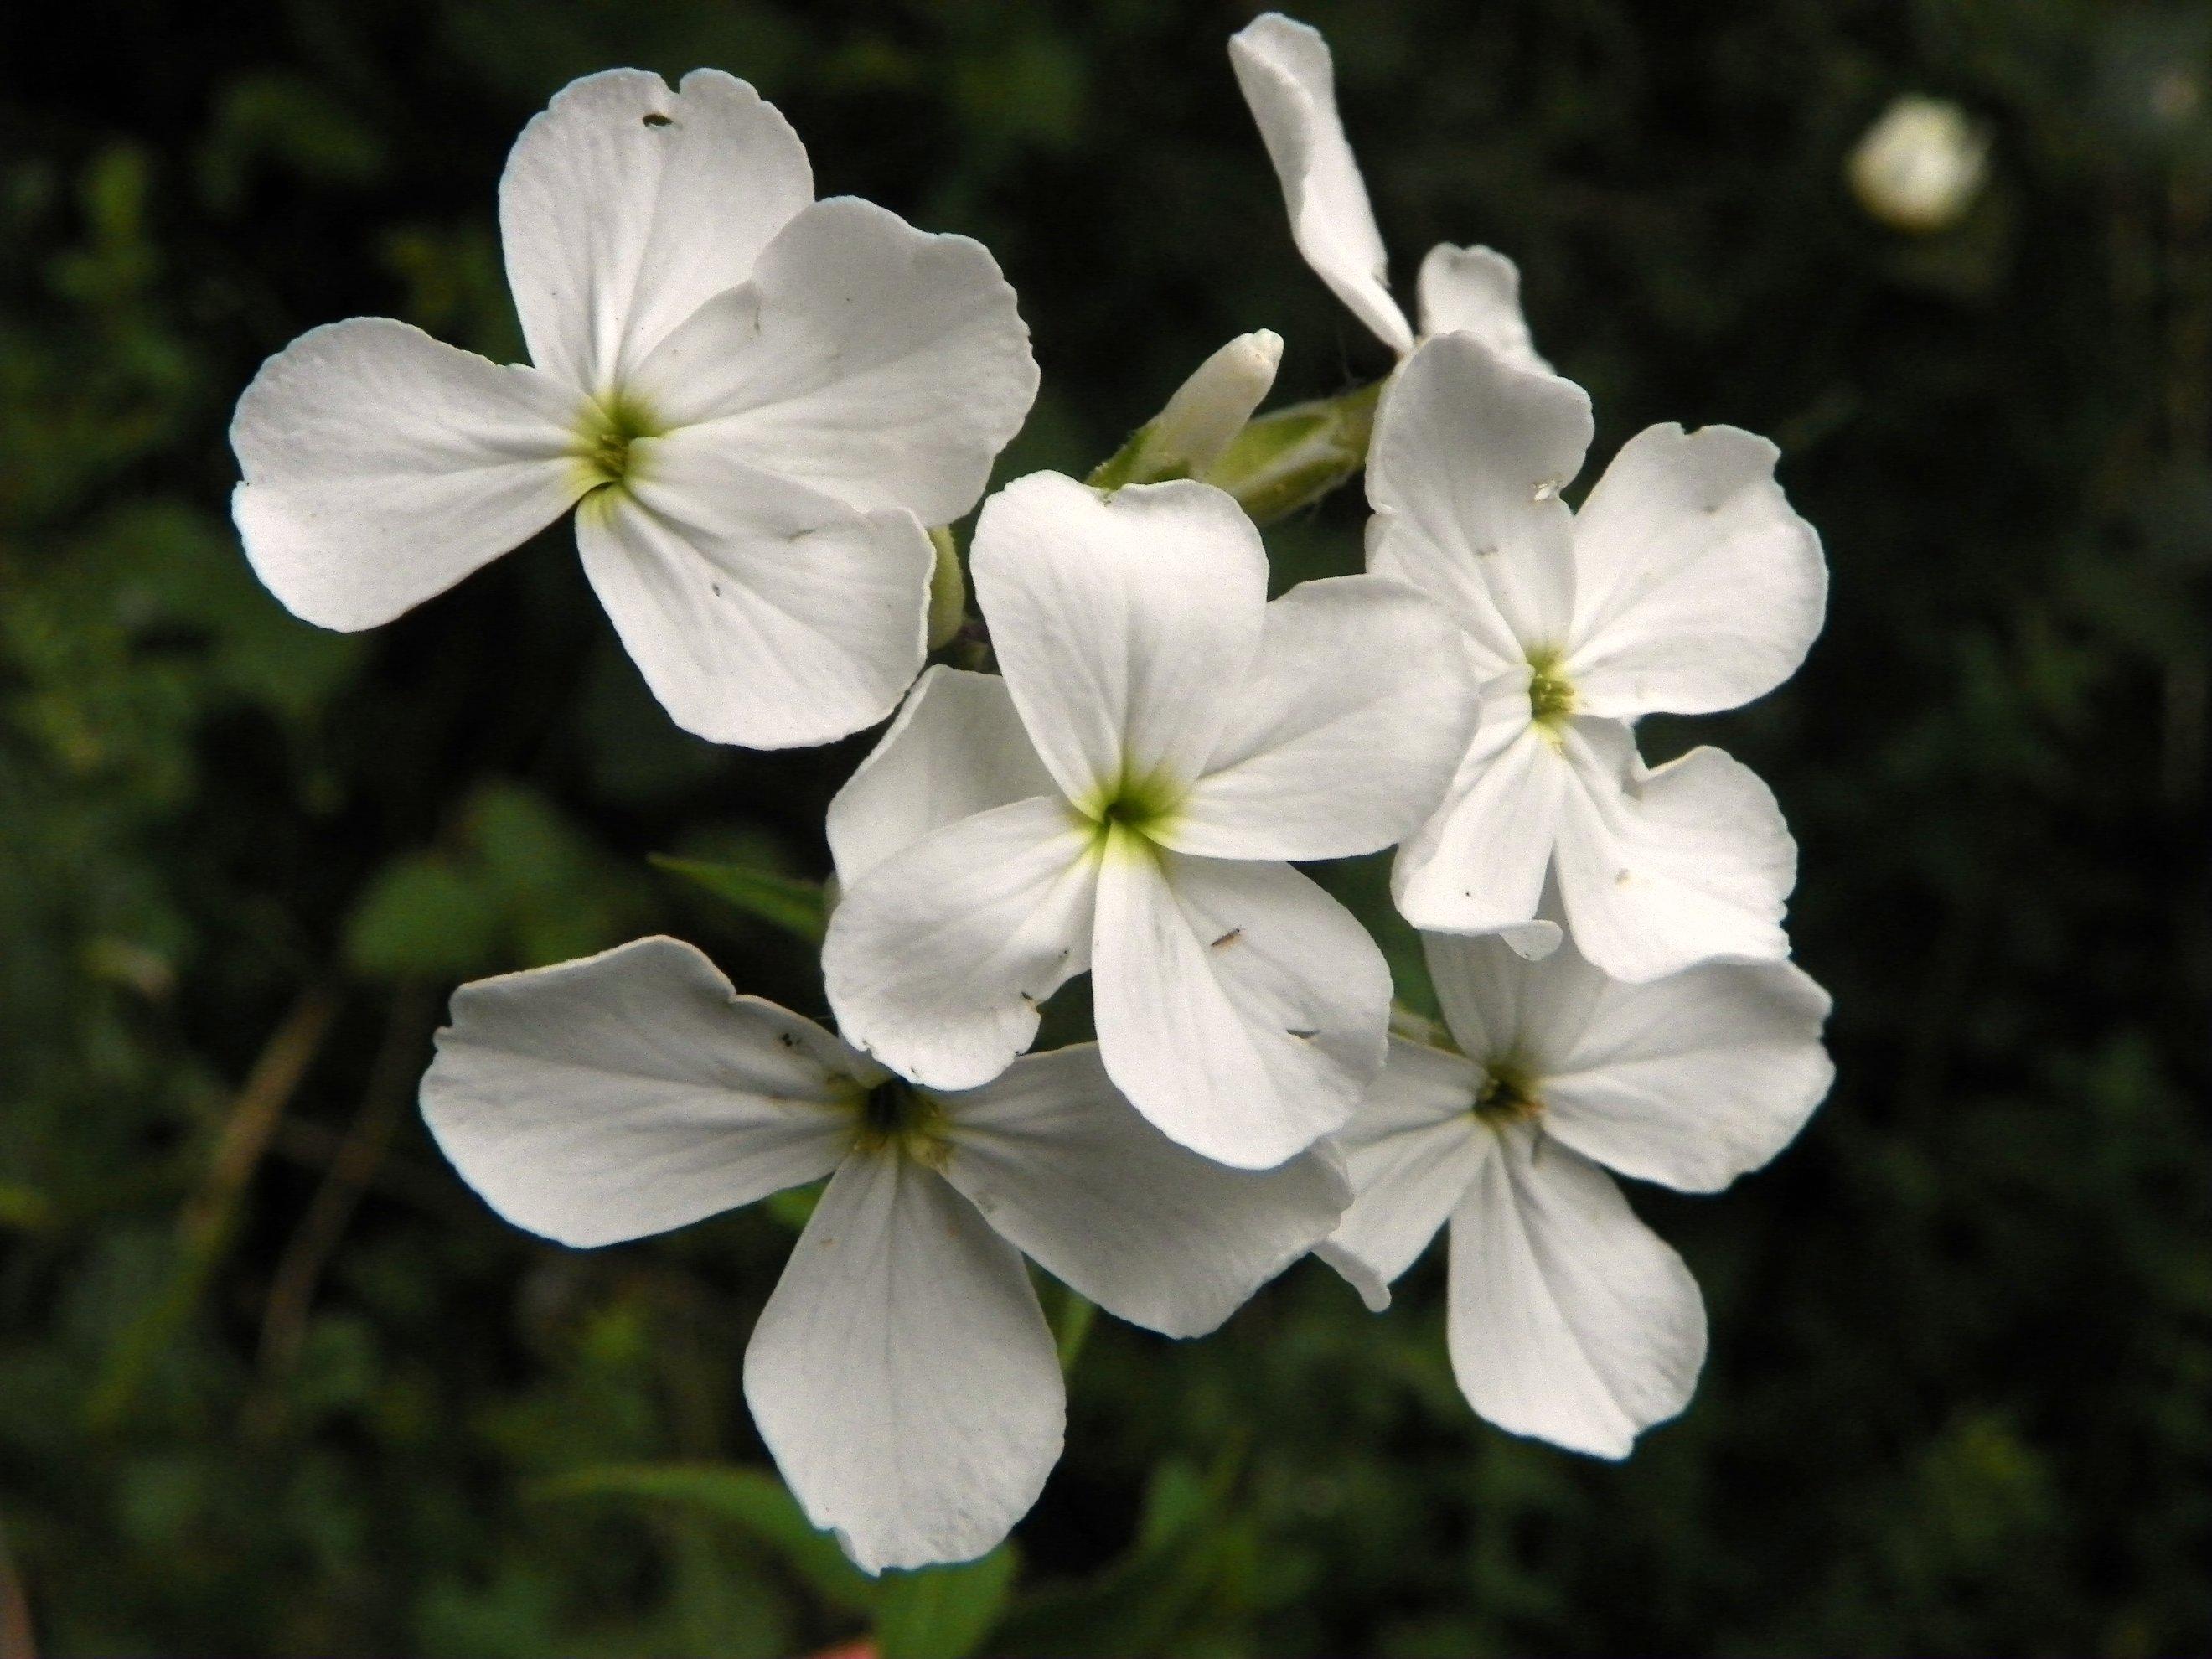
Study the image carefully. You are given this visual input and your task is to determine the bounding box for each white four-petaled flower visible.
[1229,12,1548,372]
[1372,332,1827,982]
[231,68,1037,749]
[420,936,1348,1572]
[820,471,1476,1168]
[1320,923,1833,1457]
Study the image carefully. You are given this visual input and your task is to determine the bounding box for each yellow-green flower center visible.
[850,1078,950,1167]
[1078,771,1182,850]
[1525,648,1576,732]
[1473,1060,1543,1126]
[572,390,662,495]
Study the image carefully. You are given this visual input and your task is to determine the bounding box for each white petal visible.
[826,666,1059,892]
[1315,1036,1488,1311]
[1163,576,1477,861]
[499,68,812,392]
[1414,244,1550,373]
[940,1045,1349,1337]
[1564,424,1827,717]
[1553,721,1796,982]
[625,197,1037,525]
[969,474,1267,805]
[1366,333,1590,668]
[1534,950,1835,1193]
[420,938,855,1248]
[1421,928,1547,1067]
[1447,1128,1706,1458]
[1228,14,1413,354]
[745,1150,1062,1574]
[1091,847,1390,1169]
[821,797,1098,1091]
[230,318,584,630]
[1392,695,1567,938]
[575,426,931,748]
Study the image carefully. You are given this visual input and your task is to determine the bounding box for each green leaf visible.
[651,854,826,942]
[876,1548,1020,1659]
[530,1462,874,1616]
[344,855,504,980]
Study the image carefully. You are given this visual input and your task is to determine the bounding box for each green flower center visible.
[572,391,662,494]
[1525,649,1576,732]
[1079,771,1182,849]
[1473,1060,1543,1125]
[851,1078,950,1166]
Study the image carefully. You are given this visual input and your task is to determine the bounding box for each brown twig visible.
[0,1513,34,1659]
[250,986,437,1419]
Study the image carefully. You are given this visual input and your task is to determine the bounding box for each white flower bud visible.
[1092,330,1284,489]
[1848,96,1990,235]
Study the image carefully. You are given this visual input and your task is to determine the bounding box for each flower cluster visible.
[232,15,1835,1574]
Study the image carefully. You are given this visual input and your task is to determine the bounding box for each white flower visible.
[1373,332,1827,983]
[1320,925,1833,1457]
[1848,96,1990,235]
[820,472,1476,1169]
[1229,13,1546,372]
[230,69,1037,749]
[420,935,1347,1572]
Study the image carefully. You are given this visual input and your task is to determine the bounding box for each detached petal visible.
[1091,847,1390,1169]
[1366,333,1591,669]
[576,426,931,748]
[1553,721,1796,983]
[827,667,1059,891]
[1536,948,1835,1193]
[1315,1036,1488,1311]
[1447,1128,1707,1459]
[1564,424,1827,717]
[499,68,812,391]
[627,197,1038,525]
[969,474,1267,805]
[1229,14,1413,354]
[822,797,1098,1091]
[1393,695,1567,940]
[941,1045,1349,1337]
[230,318,584,630]
[420,938,855,1248]
[1415,245,1550,373]
[745,1150,1062,1574]
[1165,576,1477,861]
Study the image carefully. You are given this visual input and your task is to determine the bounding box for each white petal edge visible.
[575,426,931,749]
[627,196,1038,525]
[498,67,813,392]
[1446,1128,1707,1459]
[419,938,856,1248]
[1366,333,1591,668]
[1564,423,1828,718]
[1553,722,1796,983]
[821,796,1098,1091]
[1415,244,1551,374]
[826,666,1059,892]
[1534,948,1835,1193]
[1315,1036,1488,1311]
[941,1044,1350,1337]
[230,318,584,630]
[1164,575,1478,861]
[1091,845,1390,1169]
[969,473,1268,806]
[1229,13,1413,354]
[744,1150,1062,1574]
[1393,694,1568,939]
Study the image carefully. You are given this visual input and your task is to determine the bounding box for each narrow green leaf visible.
[876,1547,1020,1659]
[651,854,826,942]
[530,1462,873,1615]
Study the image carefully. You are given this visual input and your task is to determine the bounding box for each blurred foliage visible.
[2,0,2209,1653]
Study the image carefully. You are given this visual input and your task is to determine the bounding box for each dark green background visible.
[3,1,2209,1653]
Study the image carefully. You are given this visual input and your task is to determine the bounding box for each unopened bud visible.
[1202,378,1382,525]
[1848,96,1989,235]
[1091,330,1283,490]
